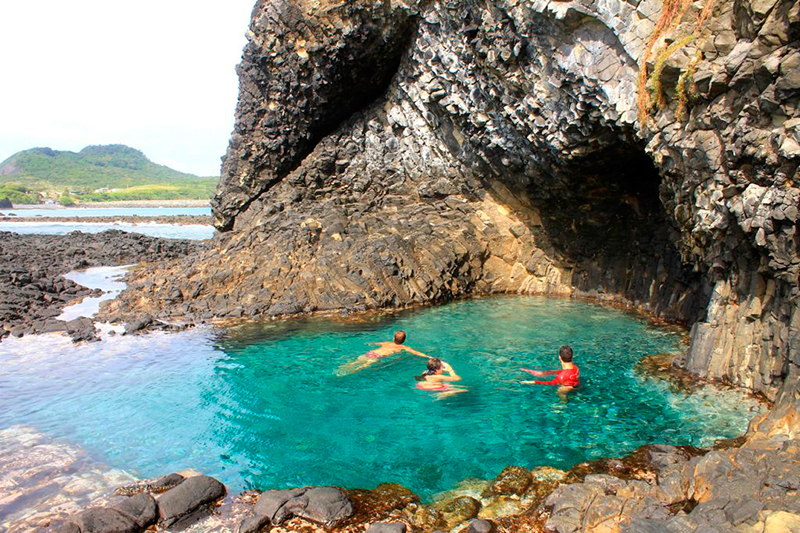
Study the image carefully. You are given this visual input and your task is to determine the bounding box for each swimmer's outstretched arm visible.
[403,346,432,358]
[520,368,559,376]
[439,362,462,381]
[521,376,562,385]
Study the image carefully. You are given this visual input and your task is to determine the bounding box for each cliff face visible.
[111,0,799,400]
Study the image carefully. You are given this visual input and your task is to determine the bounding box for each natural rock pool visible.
[0,296,763,501]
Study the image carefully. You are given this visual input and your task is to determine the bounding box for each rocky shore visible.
[5,0,798,532]
[20,398,800,533]
[0,231,204,341]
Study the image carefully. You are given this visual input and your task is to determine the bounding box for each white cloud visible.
[0,0,254,176]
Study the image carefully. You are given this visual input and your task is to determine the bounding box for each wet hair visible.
[415,357,442,381]
[394,330,407,344]
[559,345,574,362]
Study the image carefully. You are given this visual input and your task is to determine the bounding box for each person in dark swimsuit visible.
[520,345,580,399]
[337,330,430,375]
[415,357,467,399]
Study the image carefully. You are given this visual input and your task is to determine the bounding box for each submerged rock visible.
[478,496,523,520]
[69,507,139,533]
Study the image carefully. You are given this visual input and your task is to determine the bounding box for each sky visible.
[0,0,256,176]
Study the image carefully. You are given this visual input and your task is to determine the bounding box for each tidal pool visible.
[0,296,762,500]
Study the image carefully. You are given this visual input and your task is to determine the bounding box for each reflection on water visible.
[0,296,764,501]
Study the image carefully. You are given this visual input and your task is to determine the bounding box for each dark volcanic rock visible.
[238,513,271,533]
[0,230,202,338]
[254,486,353,527]
[151,472,185,493]
[113,493,158,529]
[66,317,99,343]
[156,475,226,527]
[124,314,153,334]
[69,507,139,533]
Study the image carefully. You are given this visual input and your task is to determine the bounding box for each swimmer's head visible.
[559,345,574,363]
[426,357,442,374]
[415,357,442,380]
[394,330,407,344]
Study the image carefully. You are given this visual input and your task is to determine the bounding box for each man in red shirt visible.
[520,345,580,398]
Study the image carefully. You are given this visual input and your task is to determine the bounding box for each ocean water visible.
[0,221,214,240]
[0,207,211,217]
[0,296,763,500]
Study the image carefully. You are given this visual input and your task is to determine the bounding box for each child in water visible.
[415,357,467,399]
[520,345,580,399]
[337,330,430,375]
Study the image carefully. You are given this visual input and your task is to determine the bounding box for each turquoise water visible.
[0,297,762,499]
[0,207,211,217]
[0,221,214,240]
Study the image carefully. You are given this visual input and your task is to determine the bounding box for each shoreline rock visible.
[0,231,204,341]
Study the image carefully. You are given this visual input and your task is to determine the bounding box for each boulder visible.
[238,513,271,533]
[467,518,495,533]
[69,507,139,533]
[157,475,226,527]
[124,314,153,334]
[434,495,481,529]
[254,486,353,527]
[0,198,12,208]
[114,493,158,529]
[151,472,185,493]
[487,465,532,495]
[66,317,99,343]
[366,523,407,533]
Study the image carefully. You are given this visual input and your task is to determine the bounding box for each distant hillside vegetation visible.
[0,145,218,203]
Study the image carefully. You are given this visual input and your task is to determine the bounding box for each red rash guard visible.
[534,366,580,387]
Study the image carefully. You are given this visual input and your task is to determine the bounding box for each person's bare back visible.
[337,330,429,375]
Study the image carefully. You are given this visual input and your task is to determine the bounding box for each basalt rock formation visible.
[110,0,799,401]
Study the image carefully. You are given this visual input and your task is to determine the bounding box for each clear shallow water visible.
[0,207,211,217]
[0,221,214,240]
[58,266,132,321]
[0,296,762,500]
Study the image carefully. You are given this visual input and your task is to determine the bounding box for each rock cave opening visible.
[513,137,711,324]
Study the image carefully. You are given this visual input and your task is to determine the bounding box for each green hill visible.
[0,145,218,204]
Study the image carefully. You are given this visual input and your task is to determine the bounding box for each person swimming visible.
[415,357,467,399]
[520,345,580,399]
[337,330,430,375]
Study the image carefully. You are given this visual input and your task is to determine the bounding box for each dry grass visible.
[637,0,718,127]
